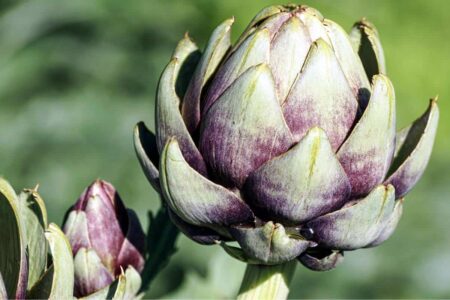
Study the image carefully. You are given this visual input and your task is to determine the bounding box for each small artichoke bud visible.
[63,180,145,297]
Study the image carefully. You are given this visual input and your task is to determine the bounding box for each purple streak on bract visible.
[117,238,145,274]
[63,211,91,254]
[74,257,114,298]
[256,12,292,39]
[15,253,28,300]
[199,67,293,188]
[282,93,358,151]
[385,101,438,198]
[64,179,145,285]
[338,149,383,197]
[116,209,145,274]
[162,139,255,227]
[243,127,351,224]
[281,39,359,151]
[85,194,125,272]
[245,172,351,225]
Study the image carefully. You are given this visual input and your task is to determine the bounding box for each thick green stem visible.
[237,261,297,300]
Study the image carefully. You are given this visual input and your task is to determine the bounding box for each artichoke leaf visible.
[81,266,142,300]
[270,16,310,102]
[156,57,208,175]
[366,199,404,247]
[171,33,201,99]
[133,122,160,193]
[182,18,233,133]
[229,222,315,265]
[63,210,91,256]
[168,209,225,245]
[282,38,358,150]
[160,138,254,228]
[112,266,142,300]
[296,7,329,44]
[235,4,285,47]
[0,178,27,299]
[28,224,74,300]
[298,249,344,271]
[323,19,371,106]
[245,127,351,224]
[349,19,386,80]
[17,189,48,290]
[337,75,396,198]
[200,64,293,188]
[307,185,395,249]
[220,243,256,264]
[202,29,270,113]
[20,187,48,228]
[73,248,114,298]
[385,99,439,198]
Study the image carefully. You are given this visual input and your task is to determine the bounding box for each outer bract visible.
[0,179,74,300]
[134,5,439,269]
[63,180,145,297]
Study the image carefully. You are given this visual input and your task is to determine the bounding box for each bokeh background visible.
[0,0,448,298]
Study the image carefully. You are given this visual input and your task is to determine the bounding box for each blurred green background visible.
[0,0,448,298]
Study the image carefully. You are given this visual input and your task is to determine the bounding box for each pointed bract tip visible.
[355,18,379,35]
[183,31,191,40]
[256,27,270,38]
[311,38,331,50]
[253,62,271,74]
[134,121,148,136]
[431,95,439,104]
[307,126,327,138]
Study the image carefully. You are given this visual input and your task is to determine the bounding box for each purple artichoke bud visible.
[134,5,439,267]
[63,180,145,297]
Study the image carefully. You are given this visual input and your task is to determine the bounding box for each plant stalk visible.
[237,260,297,300]
[139,205,179,293]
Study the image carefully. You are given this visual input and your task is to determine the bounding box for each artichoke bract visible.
[134,5,439,268]
[0,179,75,300]
[63,180,145,297]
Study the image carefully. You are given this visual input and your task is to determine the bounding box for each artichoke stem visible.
[237,260,296,300]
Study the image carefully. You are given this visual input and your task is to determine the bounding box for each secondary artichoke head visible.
[0,179,75,299]
[135,4,439,268]
[63,179,145,297]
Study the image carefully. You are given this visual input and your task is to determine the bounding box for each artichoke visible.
[134,5,439,268]
[0,178,74,299]
[63,179,145,297]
